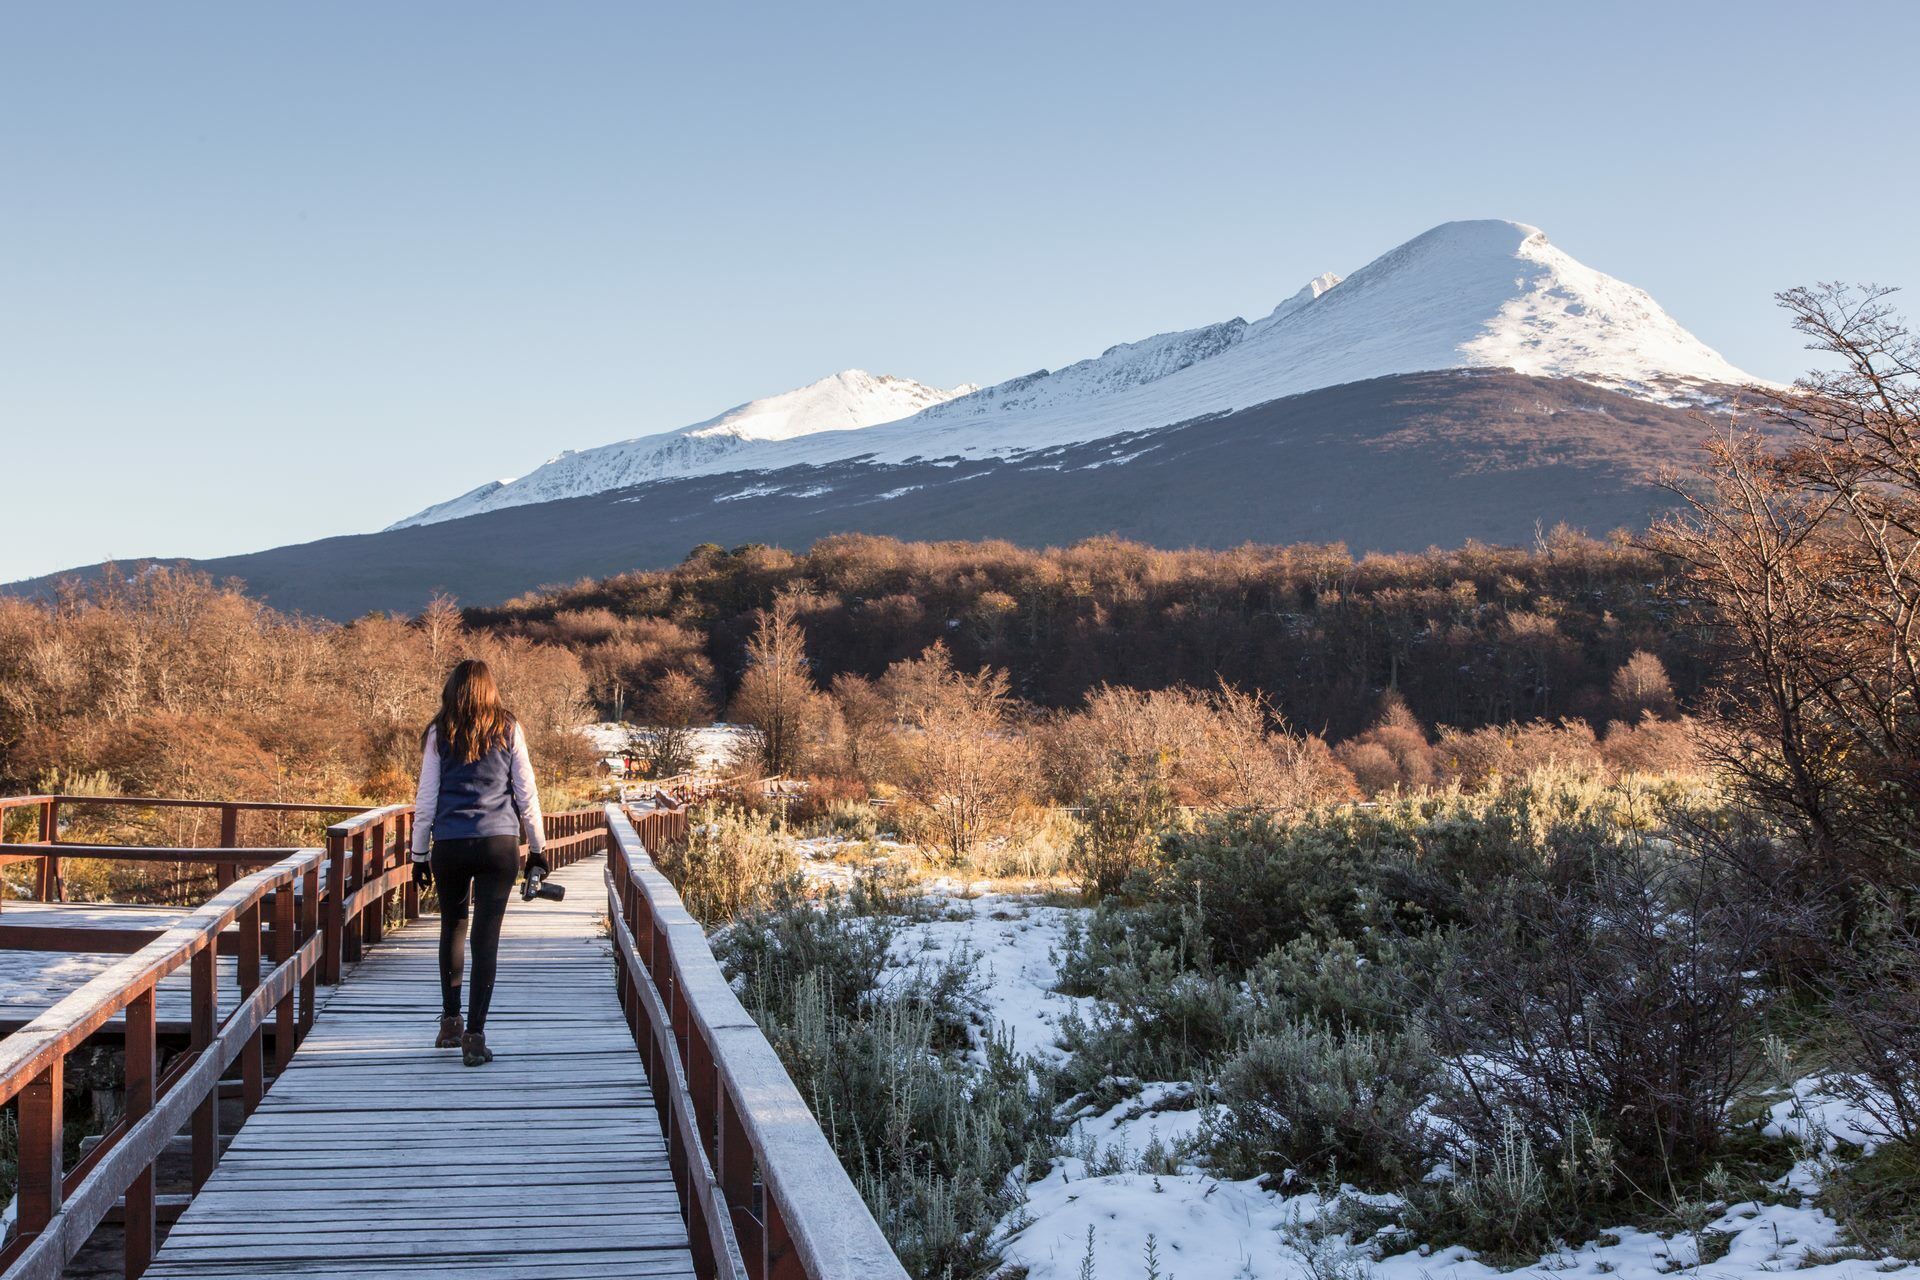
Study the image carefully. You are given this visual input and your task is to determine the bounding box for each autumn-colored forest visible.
[476,528,1699,738]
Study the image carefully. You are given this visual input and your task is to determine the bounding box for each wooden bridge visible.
[0,794,908,1280]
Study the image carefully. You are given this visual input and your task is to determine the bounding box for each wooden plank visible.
[147,852,696,1278]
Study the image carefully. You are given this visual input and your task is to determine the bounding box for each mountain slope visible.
[15,371,1758,620]
[390,369,973,528]
[395,219,1754,527]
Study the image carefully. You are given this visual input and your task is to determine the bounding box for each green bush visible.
[1133,810,1379,970]
[1070,775,1177,898]
[1209,1014,1444,1190]
[1403,1113,1620,1263]
[1242,932,1428,1036]
[719,883,1058,1280]
[1819,1138,1920,1261]
[1054,905,1245,1099]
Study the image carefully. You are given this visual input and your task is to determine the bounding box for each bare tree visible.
[631,669,715,777]
[1609,650,1677,720]
[727,593,825,776]
[1651,284,1920,880]
[881,643,1029,861]
[419,593,464,665]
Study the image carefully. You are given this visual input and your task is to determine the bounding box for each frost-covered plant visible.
[719,884,1058,1279]
[1207,1015,1443,1190]
[1055,911,1244,1097]
[1278,1197,1380,1280]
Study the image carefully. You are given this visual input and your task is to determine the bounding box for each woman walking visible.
[409,659,548,1066]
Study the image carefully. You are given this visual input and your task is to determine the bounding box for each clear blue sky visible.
[5,1,1916,583]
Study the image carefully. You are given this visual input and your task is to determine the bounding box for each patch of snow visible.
[1765,1074,1896,1157]
[714,484,786,503]
[577,721,752,774]
[1004,1155,1920,1280]
[889,893,1089,1064]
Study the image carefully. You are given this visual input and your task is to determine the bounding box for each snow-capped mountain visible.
[394,220,1755,529]
[390,369,974,528]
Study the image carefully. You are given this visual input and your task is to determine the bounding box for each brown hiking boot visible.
[461,1031,493,1067]
[435,1014,463,1048]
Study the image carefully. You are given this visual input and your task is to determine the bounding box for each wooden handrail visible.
[0,849,327,1280]
[0,793,379,905]
[0,795,367,815]
[602,803,909,1280]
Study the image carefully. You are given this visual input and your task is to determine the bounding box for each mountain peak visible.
[388,368,970,528]
[392,217,1758,530]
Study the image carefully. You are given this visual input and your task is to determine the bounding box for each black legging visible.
[430,835,519,1033]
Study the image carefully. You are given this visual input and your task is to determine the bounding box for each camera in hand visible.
[521,866,566,903]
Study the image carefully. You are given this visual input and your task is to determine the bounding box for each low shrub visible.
[1819,1138,1920,1261]
[1070,775,1176,897]
[1209,1015,1443,1190]
[1420,838,1782,1213]
[1133,810,1380,971]
[655,803,799,927]
[719,882,1058,1280]
[1822,896,1920,1144]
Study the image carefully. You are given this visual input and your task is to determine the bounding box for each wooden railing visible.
[602,802,909,1280]
[0,794,370,903]
[0,848,327,1279]
[643,773,794,807]
[0,794,661,1277]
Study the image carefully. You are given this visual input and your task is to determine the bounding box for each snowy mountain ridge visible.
[394,220,1757,529]
[389,369,972,529]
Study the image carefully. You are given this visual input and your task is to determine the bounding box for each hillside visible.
[11,371,1744,619]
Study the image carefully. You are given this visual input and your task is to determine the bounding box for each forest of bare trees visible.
[475,528,1704,742]
[0,571,597,811]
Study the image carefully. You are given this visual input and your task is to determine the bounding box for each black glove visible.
[524,848,550,880]
[412,858,433,889]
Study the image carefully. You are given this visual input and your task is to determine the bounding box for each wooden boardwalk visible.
[142,852,695,1279]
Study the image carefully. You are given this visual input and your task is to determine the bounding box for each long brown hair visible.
[428,659,515,763]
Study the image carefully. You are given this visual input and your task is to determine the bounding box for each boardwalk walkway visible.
[143,852,694,1280]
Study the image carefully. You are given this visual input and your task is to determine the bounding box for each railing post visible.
[124,986,157,1279]
[718,1090,762,1272]
[764,1191,805,1280]
[300,859,321,1035]
[346,830,367,963]
[238,898,264,1114]
[18,1054,64,1238]
[401,812,420,921]
[273,884,297,1073]
[38,797,60,902]
[216,802,239,889]
[365,819,387,948]
[323,830,346,985]
[190,942,218,1191]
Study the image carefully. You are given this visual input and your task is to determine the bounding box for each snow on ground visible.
[872,884,1919,1280]
[1767,1074,1895,1158]
[790,834,918,894]
[785,836,1091,1063]
[1005,1162,1920,1280]
[889,891,1090,1064]
[775,840,1918,1280]
[578,721,752,775]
